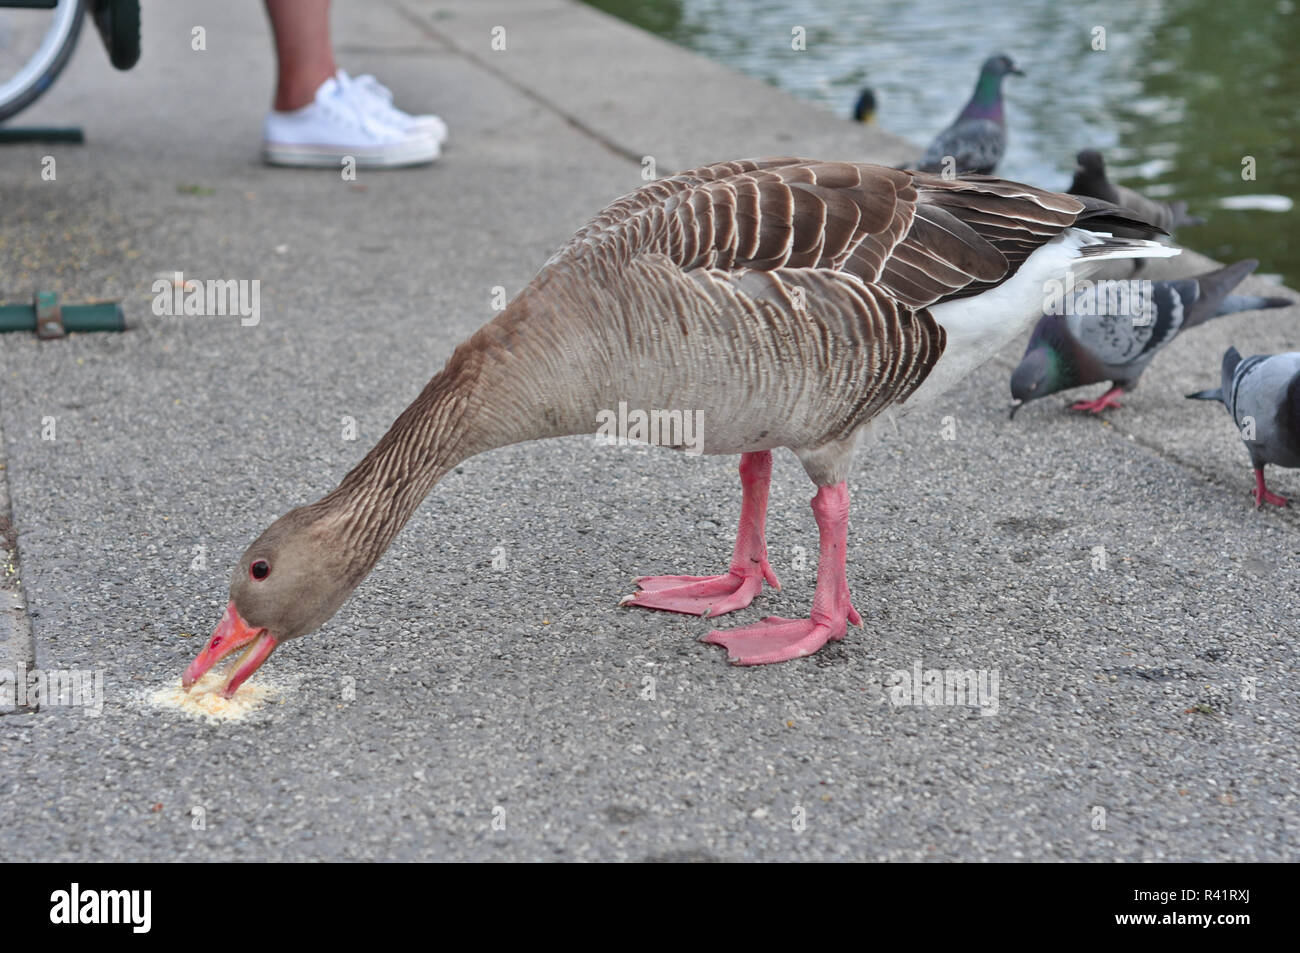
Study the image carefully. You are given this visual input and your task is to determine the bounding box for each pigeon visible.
[916,54,1022,175]
[1010,259,1290,416]
[1068,149,1204,237]
[1187,348,1300,508]
[853,87,877,124]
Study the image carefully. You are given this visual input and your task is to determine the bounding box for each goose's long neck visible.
[315,271,600,565]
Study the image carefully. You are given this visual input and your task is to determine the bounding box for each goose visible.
[181,157,1176,697]
[916,54,1023,176]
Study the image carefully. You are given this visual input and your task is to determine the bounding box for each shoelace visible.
[324,74,398,138]
[353,74,395,103]
[341,70,410,129]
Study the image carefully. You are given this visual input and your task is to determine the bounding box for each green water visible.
[586,0,1300,288]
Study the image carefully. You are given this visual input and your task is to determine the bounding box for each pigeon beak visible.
[1010,66,1025,77]
[182,601,277,699]
[1009,399,1024,420]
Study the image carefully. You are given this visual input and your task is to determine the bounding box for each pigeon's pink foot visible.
[622,566,777,618]
[1254,468,1288,508]
[1069,386,1124,415]
[704,481,862,666]
[623,451,780,619]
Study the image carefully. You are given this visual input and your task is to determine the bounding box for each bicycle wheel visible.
[0,0,86,124]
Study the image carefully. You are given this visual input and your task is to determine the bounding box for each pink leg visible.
[1254,467,1288,508]
[1069,385,1125,415]
[703,482,862,665]
[622,451,781,618]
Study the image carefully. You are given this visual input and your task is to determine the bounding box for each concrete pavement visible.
[0,0,1296,861]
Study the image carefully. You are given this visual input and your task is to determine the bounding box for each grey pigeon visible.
[1068,149,1204,237]
[916,54,1022,175]
[1187,348,1300,508]
[1010,259,1290,416]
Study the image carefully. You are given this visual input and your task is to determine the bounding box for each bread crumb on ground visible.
[149,670,280,722]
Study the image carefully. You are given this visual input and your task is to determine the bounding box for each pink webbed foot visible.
[1069,386,1124,415]
[1253,468,1288,508]
[704,481,862,666]
[703,603,862,666]
[622,451,780,619]
[621,564,780,618]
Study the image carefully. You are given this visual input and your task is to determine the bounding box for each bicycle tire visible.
[0,0,87,125]
[93,0,139,71]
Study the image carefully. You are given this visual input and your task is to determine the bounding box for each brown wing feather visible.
[546,158,1139,311]
[544,156,808,268]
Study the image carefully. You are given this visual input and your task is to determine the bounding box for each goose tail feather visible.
[1075,235,1182,263]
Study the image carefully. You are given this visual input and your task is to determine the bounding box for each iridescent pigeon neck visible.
[962,71,1006,122]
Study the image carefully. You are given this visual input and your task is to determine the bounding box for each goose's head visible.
[1009,346,1065,418]
[181,507,360,698]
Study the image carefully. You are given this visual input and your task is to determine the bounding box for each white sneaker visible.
[343,70,448,145]
[262,75,439,168]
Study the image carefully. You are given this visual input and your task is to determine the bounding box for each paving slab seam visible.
[389,0,653,170]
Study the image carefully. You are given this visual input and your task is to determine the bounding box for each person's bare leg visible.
[265,0,337,111]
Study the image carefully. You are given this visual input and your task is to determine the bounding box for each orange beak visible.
[182,601,277,699]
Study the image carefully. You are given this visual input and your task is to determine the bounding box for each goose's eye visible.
[250,560,270,581]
